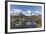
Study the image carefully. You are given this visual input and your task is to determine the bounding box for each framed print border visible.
[5,1,45,33]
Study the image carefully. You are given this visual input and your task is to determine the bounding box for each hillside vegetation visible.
[10,15,42,28]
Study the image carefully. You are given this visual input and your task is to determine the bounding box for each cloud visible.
[13,9,21,13]
[10,9,22,16]
[22,10,32,16]
[35,11,40,14]
[32,11,41,16]
[27,10,32,14]
[24,10,32,16]
[10,10,16,15]
[35,11,41,15]
[10,9,41,16]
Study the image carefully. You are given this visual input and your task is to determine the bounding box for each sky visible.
[10,5,42,13]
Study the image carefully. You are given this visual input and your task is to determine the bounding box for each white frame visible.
[7,2,44,32]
